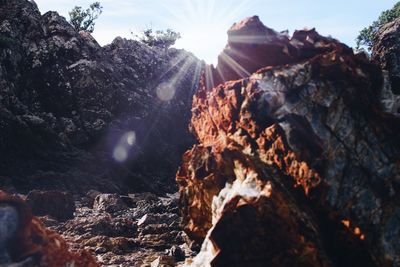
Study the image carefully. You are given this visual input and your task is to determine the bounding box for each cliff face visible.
[0,0,202,193]
[177,16,400,266]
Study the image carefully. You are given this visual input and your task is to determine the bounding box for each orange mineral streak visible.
[0,191,99,267]
[192,75,322,195]
[176,145,233,242]
[341,219,351,228]
[341,219,366,241]
[256,125,321,195]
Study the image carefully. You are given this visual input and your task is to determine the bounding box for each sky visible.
[35,0,398,65]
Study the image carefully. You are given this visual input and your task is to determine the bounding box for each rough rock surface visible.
[372,17,400,114]
[0,0,202,194]
[26,190,75,221]
[204,16,348,90]
[43,192,194,267]
[0,191,98,266]
[177,16,400,266]
[93,193,128,213]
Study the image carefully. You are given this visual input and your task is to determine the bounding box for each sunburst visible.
[161,0,251,65]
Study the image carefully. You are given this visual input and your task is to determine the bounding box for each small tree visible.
[356,2,400,50]
[137,28,181,49]
[68,2,103,33]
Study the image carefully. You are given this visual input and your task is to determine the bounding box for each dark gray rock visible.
[93,193,127,213]
[0,0,202,194]
[0,205,18,264]
[26,190,75,221]
[372,17,400,115]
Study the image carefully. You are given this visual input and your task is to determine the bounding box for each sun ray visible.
[156,52,190,82]
[219,51,251,77]
[227,47,258,63]
[157,0,255,64]
[205,64,216,89]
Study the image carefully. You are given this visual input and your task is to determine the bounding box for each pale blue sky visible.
[35,0,398,64]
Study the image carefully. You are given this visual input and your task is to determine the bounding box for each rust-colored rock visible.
[0,191,98,266]
[178,16,400,267]
[205,15,349,90]
[178,148,333,267]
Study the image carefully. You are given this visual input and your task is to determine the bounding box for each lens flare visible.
[163,0,251,64]
[126,131,136,145]
[156,82,176,101]
[112,131,137,163]
[113,146,128,162]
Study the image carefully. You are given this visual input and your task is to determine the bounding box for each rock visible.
[87,190,101,201]
[168,245,185,262]
[83,236,137,254]
[0,0,202,194]
[50,193,186,266]
[372,17,400,115]
[0,205,18,264]
[0,191,98,266]
[204,15,348,89]
[62,212,136,238]
[93,193,128,213]
[138,213,179,227]
[177,16,400,267]
[26,190,75,221]
[373,17,400,94]
[151,255,175,267]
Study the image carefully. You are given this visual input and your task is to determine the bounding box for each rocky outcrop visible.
[177,16,400,266]
[372,17,400,114]
[0,191,98,266]
[204,16,348,90]
[0,0,202,194]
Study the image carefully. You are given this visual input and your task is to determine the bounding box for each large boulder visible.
[177,17,400,266]
[0,0,202,194]
[205,15,348,90]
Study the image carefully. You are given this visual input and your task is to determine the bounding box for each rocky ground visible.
[2,1,400,267]
[3,190,198,267]
[40,192,195,267]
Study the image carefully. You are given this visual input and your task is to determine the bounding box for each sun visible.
[162,0,251,65]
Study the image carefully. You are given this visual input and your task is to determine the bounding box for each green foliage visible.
[137,28,181,49]
[68,2,103,33]
[356,2,400,50]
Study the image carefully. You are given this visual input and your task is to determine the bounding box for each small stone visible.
[168,245,185,262]
[150,255,175,267]
[95,247,107,254]
[93,194,127,213]
[137,214,148,226]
